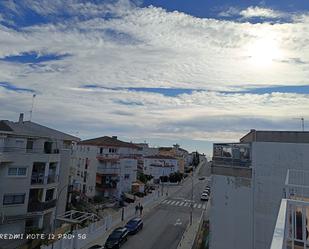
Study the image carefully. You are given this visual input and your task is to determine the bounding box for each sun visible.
[247,38,282,68]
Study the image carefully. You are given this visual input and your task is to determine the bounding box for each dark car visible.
[105,227,129,249]
[88,245,104,249]
[125,217,143,235]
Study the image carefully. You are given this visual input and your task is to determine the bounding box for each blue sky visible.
[0,0,308,155]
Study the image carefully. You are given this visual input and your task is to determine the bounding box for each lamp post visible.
[51,184,72,249]
[190,168,194,226]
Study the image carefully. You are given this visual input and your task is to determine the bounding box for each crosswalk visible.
[161,199,207,210]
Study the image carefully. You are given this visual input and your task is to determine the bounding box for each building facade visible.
[77,136,138,199]
[0,114,79,241]
[143,155,178,180]
[210,130,309,249]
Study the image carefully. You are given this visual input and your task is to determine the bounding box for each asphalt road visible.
[121,160,211,249]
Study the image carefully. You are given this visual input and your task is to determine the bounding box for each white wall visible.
[252,142,309,249]
[210,174,253,249]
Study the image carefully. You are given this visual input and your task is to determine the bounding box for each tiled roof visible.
[158,147,173,151]
[0,121,13,132]
[79,136,138,148]
[0,120,79,141]
[144,155,176,159]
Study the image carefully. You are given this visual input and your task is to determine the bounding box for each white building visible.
[210,130,309,249]
[76,136,138,199]
[143,155,178,180]
[0,114,79,247]
[70,144,97,198]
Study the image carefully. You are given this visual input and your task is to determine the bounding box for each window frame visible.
[7,167,28,177]
[3,193,26,205]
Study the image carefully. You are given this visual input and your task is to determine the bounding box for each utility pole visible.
[293,117,305,131]
[190,168,194,225]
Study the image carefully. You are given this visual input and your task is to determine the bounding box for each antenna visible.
[30,94,36,121]
[293,117,305,131]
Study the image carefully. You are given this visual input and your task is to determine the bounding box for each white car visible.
[203,189,210,195]
[200,193,209,201]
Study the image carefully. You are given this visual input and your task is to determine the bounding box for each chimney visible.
[112,136,117,140]
[18,113,24,123]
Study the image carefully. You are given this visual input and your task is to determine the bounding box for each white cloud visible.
[0,1,308,153]
[240,6,285,19]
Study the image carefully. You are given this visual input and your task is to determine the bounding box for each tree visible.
[138,172,153,184]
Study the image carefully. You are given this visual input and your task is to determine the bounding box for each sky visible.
[0,0,309,155]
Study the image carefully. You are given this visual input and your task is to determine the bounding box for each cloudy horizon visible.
[0,0,308,155]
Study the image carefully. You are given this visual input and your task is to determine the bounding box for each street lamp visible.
[190,168,194,226]
[51,184,72,249]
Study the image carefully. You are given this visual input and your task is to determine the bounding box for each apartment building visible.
[134,143,159,173]
[159,144,189,173]
[76,136,138,199]
[210,130,309,249]
[69,144,97,198]
[0,114,79,241]
[143,155,178,180]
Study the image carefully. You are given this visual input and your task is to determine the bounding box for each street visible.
[120,160,210,249]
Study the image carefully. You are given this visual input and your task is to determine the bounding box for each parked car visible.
[200,193,209,201]
[203,189,210,195]
[198,176,205,180]
[125,217,143,235]
[104,227,129,249]
[88,245,104,249]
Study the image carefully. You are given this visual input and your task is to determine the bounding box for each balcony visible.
[31,173,59,185]
[270,169,309,249]
[212,143,251,168]
[0,146,60,154]
[97,165,120,175]
[27,199,56,212]
[96,153,120,161]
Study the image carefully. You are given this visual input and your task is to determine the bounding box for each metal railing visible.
[271,169,309,249]
[31,173,59,185]
[28,199,57,212]
[0,146,60,154]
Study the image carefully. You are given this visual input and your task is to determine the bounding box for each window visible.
[26,139,34,151]
[109,148,117,153]
[8,167,27,176]
[100,148,103,154]
[3,194,25,205]
[124,174,130,179]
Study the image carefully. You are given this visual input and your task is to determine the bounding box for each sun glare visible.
[247,38,282,68]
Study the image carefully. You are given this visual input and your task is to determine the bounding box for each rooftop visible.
[0,119,79,141]
[240,129,309,143]
[144,155,176,159]
[79,136,138,148]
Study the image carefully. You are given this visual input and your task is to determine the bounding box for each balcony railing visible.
[0,146,60,154]
[31,173,59,185]
[27,199,56,212]
[271,169,309,249]
[212,143,251,167]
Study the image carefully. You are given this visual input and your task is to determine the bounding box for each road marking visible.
[202,204,206,209]
[166,200,172,205]
[162,200,168,204]
[193,203,197,208]
[198,204,202,209]
[175,201,180,206]
[170,201,176,205]
[174,218,182,226]
[184,202,189,207]
[179,202,185,206]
